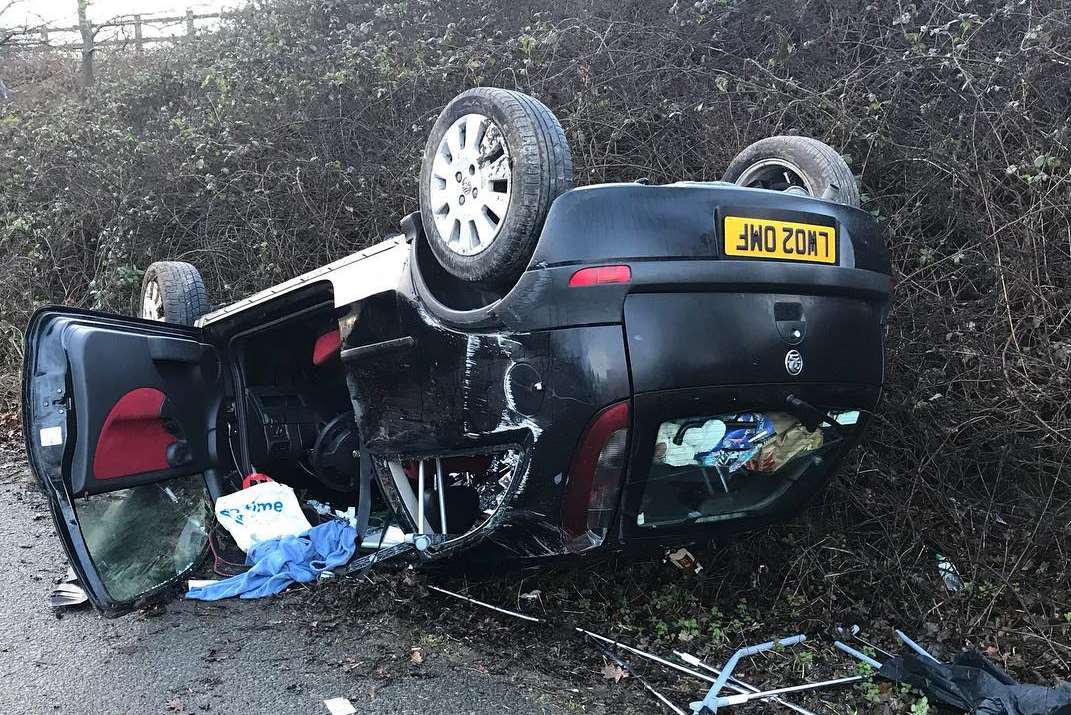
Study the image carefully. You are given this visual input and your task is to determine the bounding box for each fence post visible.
[185,9,195,38]
[77,0,94,88]
[134,15,142,56]
[39,27,48,46]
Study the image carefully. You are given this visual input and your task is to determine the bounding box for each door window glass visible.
[74,474,210,603]
[638,410,860,529]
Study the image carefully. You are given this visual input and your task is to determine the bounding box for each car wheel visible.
[139,261,211,325]
[722,136,860,207]
[419,87,572,284]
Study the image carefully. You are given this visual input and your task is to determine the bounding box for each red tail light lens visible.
[568,265,631,287]
[562,401,630,550]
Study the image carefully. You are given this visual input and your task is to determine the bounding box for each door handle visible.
[148,337,205,364]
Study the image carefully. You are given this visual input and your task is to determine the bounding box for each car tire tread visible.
[723,135,861,207]
[141,261,211,326]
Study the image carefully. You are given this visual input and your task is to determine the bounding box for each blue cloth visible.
[186,520,356,601]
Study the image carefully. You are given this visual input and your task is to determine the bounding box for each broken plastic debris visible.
[665,547,703,574]
[187,579,219,590]
[306,499,334,517]
[360,524,405,549]
[49,582,89,610]
[49,566,88,610]
[323,697,357,715]
[833,410,860,425]
[308,498,362,532]
[936,553,963,592]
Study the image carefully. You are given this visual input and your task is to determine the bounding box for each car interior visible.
[210,285,515,549]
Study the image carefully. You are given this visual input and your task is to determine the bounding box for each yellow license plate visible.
[723,216,837,264]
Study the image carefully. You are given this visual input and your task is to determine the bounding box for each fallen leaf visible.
[409,647,425,665]
[601,662,629,683]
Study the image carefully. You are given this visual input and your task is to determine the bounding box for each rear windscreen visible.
[637,410,860,529]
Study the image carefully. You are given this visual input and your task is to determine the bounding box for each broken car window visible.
[637,411,860,528]
[74,475,210,603]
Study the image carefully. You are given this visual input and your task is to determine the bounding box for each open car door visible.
[23,307,223,614]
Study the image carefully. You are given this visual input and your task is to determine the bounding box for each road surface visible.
[0,445,613,715]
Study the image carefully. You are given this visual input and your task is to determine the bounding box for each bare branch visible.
[0,1,21,21]
[0,0,26,47]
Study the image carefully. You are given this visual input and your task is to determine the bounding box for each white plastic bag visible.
[214,481,312,552]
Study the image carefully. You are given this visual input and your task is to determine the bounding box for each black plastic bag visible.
[879,650,1071,715]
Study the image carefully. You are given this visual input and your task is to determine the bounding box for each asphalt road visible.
[0,446,608,715]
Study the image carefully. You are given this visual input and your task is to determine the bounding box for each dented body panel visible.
[23,181,894,597]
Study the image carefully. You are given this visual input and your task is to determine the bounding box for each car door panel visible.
[58,317,219,495]
[23,307,222,613]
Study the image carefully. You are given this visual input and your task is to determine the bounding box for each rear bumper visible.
[415,255,892,333]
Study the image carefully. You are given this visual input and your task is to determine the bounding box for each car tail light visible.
[562,401,630,551]
[568,264,631,287]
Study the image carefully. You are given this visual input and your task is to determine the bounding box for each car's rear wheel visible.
[139,261,211,326]
[723,136,860,207]
[419,87,572,284]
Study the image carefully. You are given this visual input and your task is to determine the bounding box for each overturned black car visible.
[22,88,892,612]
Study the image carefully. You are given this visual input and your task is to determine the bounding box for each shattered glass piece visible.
[75,474,210,603]
[833,410,860,425]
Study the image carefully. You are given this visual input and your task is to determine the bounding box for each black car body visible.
[22,179,891,612]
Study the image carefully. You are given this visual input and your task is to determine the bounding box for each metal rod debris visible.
[427,584,544,623]
[895,629,941,663]
[426,582,809,710]
[712,675,866,707]
[676,651,817,715]
[417,460,425,535]
[833,641,883,669]
[581,630,715,683]
[429,585,815,715]
[698,635,807,709]
[435,458,447,535]
[578,632,812,714]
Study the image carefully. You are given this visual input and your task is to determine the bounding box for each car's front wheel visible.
[418,87,573,284]
[139,261,211,326]
[723,136,860,207]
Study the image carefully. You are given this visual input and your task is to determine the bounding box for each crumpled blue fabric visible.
[186,519,356,601]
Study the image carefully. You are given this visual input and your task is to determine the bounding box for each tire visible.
[419,87,572,283]
[138,261,211,326]
[722,136,860,207]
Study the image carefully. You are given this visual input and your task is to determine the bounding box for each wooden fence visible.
[1,10,225,85]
